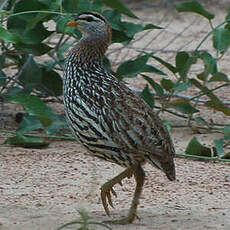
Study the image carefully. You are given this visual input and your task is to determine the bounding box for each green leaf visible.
[103,10,155,42]
[101,0,138,18]
[6,86,25,96]
[190,79,230,116]
[37,0,60,9]
[140,85,154,108]
[91,0,104,12]
[0,10,12,15]
[46,114,66,135]
[117,53,165,78]
[143,24,163,30]
[190,78,219,102]
[4,135,49,148]
[103,10,123,31]
[196,71,208,81]
[191,78,230,115]
[0,55,5,69]
[62,0,79,13]
[213,28,230,52]
[6,93,54,126]
[27,13,50,30]
[111,29,131,43]
[198,51,217,75]
[196,51,218,80]
[7,17,52,45]
[16,114,43,135]
[173,82,192,92]
[167,98,199,114]
[103,10,136,42]
[221,152,230,159]
[0,23,20,44]
[0,70,7,86]
[160,78,175,91]
[175,1,214,20]
[194,116,210,128]
[209,72,229,82]
[63,0,103,13]
[122,22,143,37]
[13,0,49,21]
[225,7,230,30]
[205,100,230,116]
[176,51,193,80]
[122,22,162,38]
[152,56,177,74]
[163,119,171,131]
[141,74,164,96]
[16,43,52,56]
[224,125,230,140]
[40,67,63,96]
[143,64,166,76]
[78,0,103,12]
[185,137,214,157]
[56,15,75,34]
[213,138,225,157]
[57,42,74,57]
[103,56,112,73]
[18,55,42,85]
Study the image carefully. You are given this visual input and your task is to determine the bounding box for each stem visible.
[7,10,67,18]
[2,128,229,162]
[55,34,65,51]
[189,83,230,102]
[195,19,230,51]
[0,129,75,140]
[172,124,223,131]
[176,153,230,162]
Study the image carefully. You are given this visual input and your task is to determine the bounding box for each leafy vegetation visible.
[57,209,112,230]
[0,0,230,161]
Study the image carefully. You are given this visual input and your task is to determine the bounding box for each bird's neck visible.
[71,34,110,66]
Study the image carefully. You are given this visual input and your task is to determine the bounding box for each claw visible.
[111,187,117,197]
[106,191,114,208]
[101,184,117,216]
[100,167,135,218]
[103,214,137,225]
[101,190,110,216]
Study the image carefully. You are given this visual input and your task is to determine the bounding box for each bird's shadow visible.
[89,208,227,229]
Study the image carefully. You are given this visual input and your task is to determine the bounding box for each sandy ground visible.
[0,136,230,230]
[1,1,230,230]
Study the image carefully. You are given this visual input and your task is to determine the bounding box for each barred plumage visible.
[63,12,176,224]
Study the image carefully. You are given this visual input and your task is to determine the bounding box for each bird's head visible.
[66,11,111,40]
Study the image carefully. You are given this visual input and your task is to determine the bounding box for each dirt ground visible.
[0,1,230,230]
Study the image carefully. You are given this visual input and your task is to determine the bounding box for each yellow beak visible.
[66,19,77,27]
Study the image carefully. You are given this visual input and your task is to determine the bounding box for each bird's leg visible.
[101,166,135,216]
[103,164,145,225]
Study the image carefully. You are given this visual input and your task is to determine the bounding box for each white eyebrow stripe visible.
[78,15,98,21]
[77,12,106,22]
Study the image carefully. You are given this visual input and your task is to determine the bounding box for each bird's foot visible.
[100,167,134,216]
[103,213,139,225]
[101,181,117,216]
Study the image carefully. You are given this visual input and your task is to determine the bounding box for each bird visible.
[63,11,176,224]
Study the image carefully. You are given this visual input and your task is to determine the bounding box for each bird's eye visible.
[84,16,94,22]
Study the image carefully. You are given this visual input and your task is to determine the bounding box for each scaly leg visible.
[102,164,145,224]
[101,166,135,216]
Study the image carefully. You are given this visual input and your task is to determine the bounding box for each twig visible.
[130,86,230,105]
[0,129,74,140]
[0,96,5,128]
[176,153,230,162]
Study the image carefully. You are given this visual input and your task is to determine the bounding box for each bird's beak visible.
[66,19,77,27]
